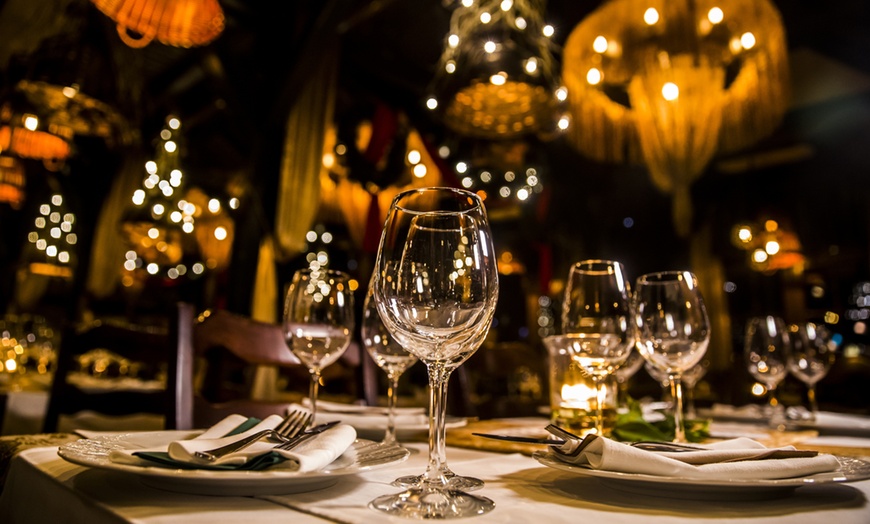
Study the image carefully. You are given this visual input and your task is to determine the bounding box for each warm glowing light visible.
[662,82,679,101]
[741,32,756,49]
[764,219,778,232]
[524,57,538,73]
[456,161,468,174]
[751,382,766,396]
[738,227,752,243]
[426,97,438,110]
[752,249,768,263]
[764,240,780,255]
[448,34,459,48]
[592,36,608,53]
[413,164,427,178]
[164,140,177,153]
[643,8,659,25]
[484,41,497,53]
[543,24,554,37]
[708,7,724,24]
[407,150,421,164]
[490,73,507,85]
[214,226,227,240]
[586,68,602,85]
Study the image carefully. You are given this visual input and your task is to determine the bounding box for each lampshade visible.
[426,0,564,139]
[90,0,225,48]
[561,0,789,236]
[0,155,26,209]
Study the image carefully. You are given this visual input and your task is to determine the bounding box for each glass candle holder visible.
[546,342,617,436]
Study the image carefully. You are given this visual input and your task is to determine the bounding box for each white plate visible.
[533,451,870,500]
[58,431,410,496]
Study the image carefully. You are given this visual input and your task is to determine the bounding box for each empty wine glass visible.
[361,279,418,447]
[647,358,710,419]
[744,315,789,428]
[282,268,355,428]
[369,187,499,519]
[786,322,836,420]
[634,271,710,443]
[557,259,634,437]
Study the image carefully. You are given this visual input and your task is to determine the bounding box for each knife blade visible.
[472,432,566,445]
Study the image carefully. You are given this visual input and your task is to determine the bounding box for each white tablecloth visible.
[2,442,870,524]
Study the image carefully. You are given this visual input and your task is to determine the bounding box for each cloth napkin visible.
[549,434,841,480]
[297,400,428,427]
[108,414,357,472]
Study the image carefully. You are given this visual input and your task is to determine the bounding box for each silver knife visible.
[472,432,566,445]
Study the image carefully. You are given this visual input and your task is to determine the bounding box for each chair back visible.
[186,307,378,428]
[42,305,189,432]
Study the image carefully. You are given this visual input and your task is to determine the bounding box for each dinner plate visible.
[58,430,410,496]
[532,451,870,500]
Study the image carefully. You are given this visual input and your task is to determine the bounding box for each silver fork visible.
[194,409,312,461]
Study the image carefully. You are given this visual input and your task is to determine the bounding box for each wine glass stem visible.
[423,362,451,487]
[685,385,696,420]
[308,370,321,427]
[593,376,606,436]
[669,374,686,443]
[807,384,819,415]
[383,374,400,445]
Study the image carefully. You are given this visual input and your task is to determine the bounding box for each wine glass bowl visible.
[786,321,836,419]
[633,270,710,442]
[368,187,499,519]
[744,315,789,427]
[558,259,633,437]
[282,268,355,428]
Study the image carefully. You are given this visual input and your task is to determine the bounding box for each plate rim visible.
[531,450,870,489]
[58,432,409,484]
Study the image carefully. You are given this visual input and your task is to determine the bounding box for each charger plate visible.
[533,451,870,500]
[58,430,409,496]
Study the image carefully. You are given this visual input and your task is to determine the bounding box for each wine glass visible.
[282,268,355,428]
[744,315,789,428]
[557,259,634,437]
[369,187,499,518]
[361,278,419,447]
[634,270,710,443]
[646,358,709,419]
[786,322,836,420]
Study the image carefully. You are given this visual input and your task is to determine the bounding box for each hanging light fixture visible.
[89,0,225,48]
[0,155,26,209]
[561,0,789,236]
[0,91,73,169]
[426,0,566,139]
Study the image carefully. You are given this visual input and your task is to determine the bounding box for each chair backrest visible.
[183,306,378,429]
[42,305,189,433]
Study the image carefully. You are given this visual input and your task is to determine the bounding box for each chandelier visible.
[561,0,789,236]
[426,0,566,139]
[90,0,225,48]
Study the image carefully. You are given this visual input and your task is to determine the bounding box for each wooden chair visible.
[181,305,378,429]
[42,308,189,433]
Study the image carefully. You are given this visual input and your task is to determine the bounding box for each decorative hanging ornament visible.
[89,0,225,48]
[561,0,789,236]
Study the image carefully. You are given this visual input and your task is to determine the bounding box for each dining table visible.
[1,412,870,524]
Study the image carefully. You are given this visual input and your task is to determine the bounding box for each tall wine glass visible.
[744,315,789,427]
[557,259,634,437]
[369,187,499,519]
[646,358,709,419]
[282,268,355,428]
[634,271,710,443]
[361,279,418,447]
[786,322,836,420]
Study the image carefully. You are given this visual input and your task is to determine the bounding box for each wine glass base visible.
[391,473,484,491]
[369,487,494,519]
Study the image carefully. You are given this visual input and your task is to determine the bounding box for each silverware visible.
[472,432,566,445]
[194,409,312,461]
[272,420,342,452]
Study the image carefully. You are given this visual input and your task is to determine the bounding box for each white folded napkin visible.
[109,414,358,472]
[550,435,841,480]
